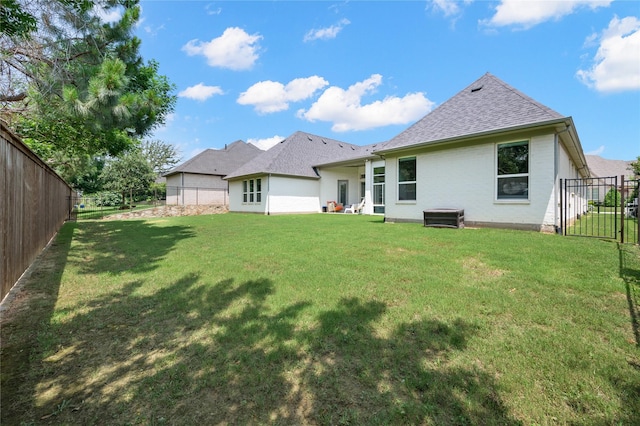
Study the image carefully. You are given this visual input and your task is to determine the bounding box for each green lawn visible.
[2,214,639,425]
[567,211,639,244]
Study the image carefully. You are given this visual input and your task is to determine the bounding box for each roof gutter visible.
[225,172,321,181]
[313,153,382,169]
[564,119,590,178]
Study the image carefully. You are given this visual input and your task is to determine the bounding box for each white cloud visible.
[431,0,461,17]
[205,4,222,15]
[93,4,122,24]
[297,74,434,132]
[430,0,474,17]
[182,27,262,70]
[304,18,351,42]
[483,0,612,29]
[247,135,285,150]
[237,76,329,114]
[586,145,606,156]
[144,24,165,36]
[178,83,224,101]
[577,16,640,92]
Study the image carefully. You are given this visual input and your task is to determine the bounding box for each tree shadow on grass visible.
[619,244,640,347]
[0,220,196,425]
[296,298,519,425]
[616,244,640,425]
[69,220,197,275]
[1,222,75,424]
[12,276,520,424]
[3,220,519,425]
[7,273,311,424]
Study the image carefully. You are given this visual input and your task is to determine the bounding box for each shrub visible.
[603,188,621,207]
[92,191,122,207]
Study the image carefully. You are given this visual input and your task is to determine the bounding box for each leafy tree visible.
[100,149,155,207]
[603,188,621,208]
[629,156,639,201]
[141,139,181,177]
[0,0,36,38]
[68,156,106,194]
[1,0,176,176]
[630,156,640,177]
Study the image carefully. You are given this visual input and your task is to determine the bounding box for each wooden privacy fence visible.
[1,121,73,302]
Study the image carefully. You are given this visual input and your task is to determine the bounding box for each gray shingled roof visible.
[224,131,370,180]
[378,73,567,152]
[586,155,635,178]
[164,140,262,177]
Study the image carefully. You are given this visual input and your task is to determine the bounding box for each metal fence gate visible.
[561,175,639,244]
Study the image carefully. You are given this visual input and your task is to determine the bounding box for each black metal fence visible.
[561,175,639,244]
[68,186,229,221]
[68,196,166,221]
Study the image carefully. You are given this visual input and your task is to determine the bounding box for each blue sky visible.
[129,0,640,162]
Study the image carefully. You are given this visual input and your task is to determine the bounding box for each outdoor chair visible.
[327,201,344,212]
[344,198,365,214]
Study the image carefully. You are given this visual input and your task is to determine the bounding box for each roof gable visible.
[225,131,369,180]
[165,140,262,176]
[380,73,566,152]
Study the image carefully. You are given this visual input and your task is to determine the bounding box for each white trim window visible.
[373,166,385,213]
[242,178,262,203]
[497,141,529,200]
[398,157,416,201]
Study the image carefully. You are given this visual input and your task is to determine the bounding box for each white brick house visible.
[225,73,590,232]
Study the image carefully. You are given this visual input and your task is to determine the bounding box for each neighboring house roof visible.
[164,140,262,177]
[224,131,372,180]
[586,155,635,178]
[378,72,568,153]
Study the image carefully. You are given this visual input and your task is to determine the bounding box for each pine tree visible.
[1,0,175,179]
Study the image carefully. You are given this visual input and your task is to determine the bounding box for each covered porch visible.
[317,157,386,216]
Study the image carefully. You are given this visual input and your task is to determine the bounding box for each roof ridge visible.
[264,136,288,172]
[224,130,361,180]
[169,148,214,171]
[380,72,567,152]
[488,74,563,118]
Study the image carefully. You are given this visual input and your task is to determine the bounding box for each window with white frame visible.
[242,180,248,203]
[398,157,416,201]
[497,141,529,200]
[242,178,262,203]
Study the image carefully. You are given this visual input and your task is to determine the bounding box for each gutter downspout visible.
[181,172,185,206]
[554,125,570,234]
[266,174,271,216]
